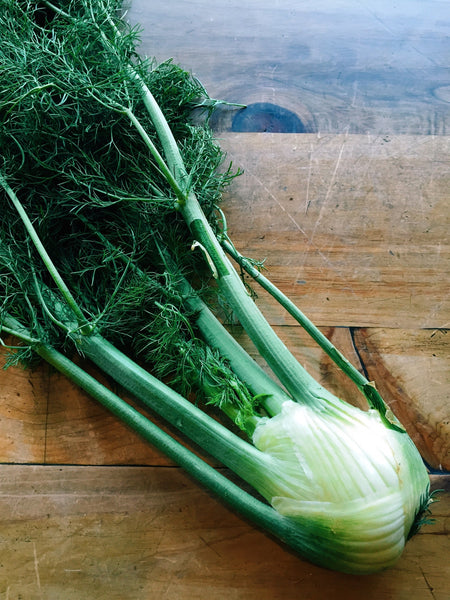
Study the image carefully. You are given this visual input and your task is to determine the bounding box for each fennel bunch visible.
[0,0,433,574]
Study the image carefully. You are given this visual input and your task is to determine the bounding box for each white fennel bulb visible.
[251,400,431,574]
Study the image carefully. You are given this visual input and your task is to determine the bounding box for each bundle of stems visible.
[0,0,433,574]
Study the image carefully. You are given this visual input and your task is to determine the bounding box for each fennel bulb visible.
[251,400,431,574]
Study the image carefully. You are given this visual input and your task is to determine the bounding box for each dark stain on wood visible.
[230,102,308,133]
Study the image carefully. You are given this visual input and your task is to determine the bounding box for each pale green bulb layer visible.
[251,401,430,574]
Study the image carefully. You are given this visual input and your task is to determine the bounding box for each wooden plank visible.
[0,348,165,466]
[0,345,224,468]
[0,356,47,464]
[219,133,449,329]
[128,0,450,135]
[0,465,448,600]
[43,359,174,467]
[0,348,224,468]
[354,328,450,471]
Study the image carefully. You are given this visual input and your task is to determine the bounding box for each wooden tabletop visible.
[0,1,449,598]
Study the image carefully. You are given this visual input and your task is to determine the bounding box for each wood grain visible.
[0,465,448,600]
[354,327,450,471]
[128,0,450,136]
[0,358,47,464]
[219,133,449,329]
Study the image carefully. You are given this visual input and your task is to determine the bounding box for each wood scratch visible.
[351,80,359,108]
[248,171,309,237]
[33,542,43,598]
[361,5,440,67]
[301,134,347,259]
[199,534,222,557]
[325,136,346,203]
[244,141,358,295]
[305,142,314,213]
[293,135,350,283]
[420,566,437,600]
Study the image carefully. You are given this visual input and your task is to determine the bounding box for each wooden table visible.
[0,2,449,598]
